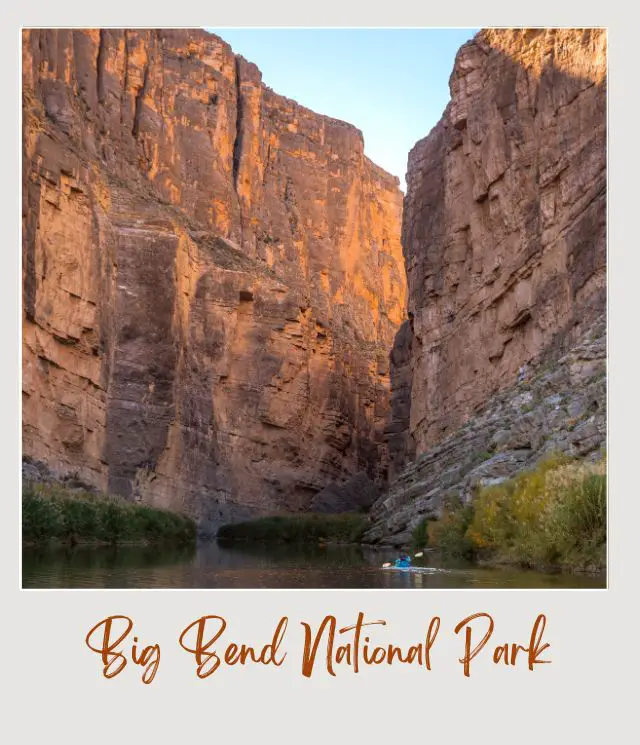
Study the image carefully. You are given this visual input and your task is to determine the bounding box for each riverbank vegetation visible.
[217,513,368,544]
[22,481,197,546]
[423,454,606,572]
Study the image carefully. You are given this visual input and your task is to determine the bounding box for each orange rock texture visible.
[389,29,606,470]
[22,29,406,527]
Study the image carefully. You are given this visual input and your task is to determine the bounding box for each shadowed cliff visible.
[370,28,606,545]
[387,28,606,476]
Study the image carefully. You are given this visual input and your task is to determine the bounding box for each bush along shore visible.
[416,454,606,573]
[23,481,197,547]
[217,513,368,544]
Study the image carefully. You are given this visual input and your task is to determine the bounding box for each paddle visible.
[382,551,423,568]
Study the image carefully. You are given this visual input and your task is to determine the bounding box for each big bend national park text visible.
[84,612,551,683]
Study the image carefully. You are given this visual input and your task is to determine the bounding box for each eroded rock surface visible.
[22,29,406,529]
[370,28,606,544]
[310,471,380,514]
[390,29,606,461]
[366,315,606,545]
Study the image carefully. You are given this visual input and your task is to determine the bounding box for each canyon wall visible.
[367,28,607,544]
[388,28,606,470]
[366,314,606,545]
[22,29,406,528]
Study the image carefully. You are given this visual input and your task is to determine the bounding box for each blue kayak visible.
[382,565,450,574]
[383,564,412,572]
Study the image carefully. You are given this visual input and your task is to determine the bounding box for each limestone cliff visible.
[366,315,606,545]
[22,29,406,528]
[368,28,606,544]
[389,28,606,467]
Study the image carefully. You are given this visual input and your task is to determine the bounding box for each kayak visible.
[382,565,451,574]
[383,564,413,572]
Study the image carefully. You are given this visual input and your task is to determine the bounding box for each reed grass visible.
[22,482,197,546]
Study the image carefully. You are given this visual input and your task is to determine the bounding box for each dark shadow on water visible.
[22,540,606,589]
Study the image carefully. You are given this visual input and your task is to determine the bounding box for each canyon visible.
[22,29,405,529]
[22,28,607,540]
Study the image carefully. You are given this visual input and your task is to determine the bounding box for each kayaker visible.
[394,552,412,568]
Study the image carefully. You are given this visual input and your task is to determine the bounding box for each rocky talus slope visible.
[22,29,406,529]
[370,28,606,544]
[365,315,605,545]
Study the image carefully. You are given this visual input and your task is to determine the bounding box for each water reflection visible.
[22,541,606,589]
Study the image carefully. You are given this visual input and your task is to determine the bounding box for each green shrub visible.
[544,470,606,568]
[428,454,606,571]
[466,453,573,562]
[22,482,197,546]
[471,451,494,467]
[425,454,606,571]
[428,498,476,558]
[22,490,65,540]
[217,513,367,544]
[411,518,430,550]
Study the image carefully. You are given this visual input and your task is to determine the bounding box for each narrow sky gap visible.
[206,28,480,191]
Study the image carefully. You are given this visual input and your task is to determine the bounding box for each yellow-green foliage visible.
[467,453,572,554]
[427,499,475,558]
[543,460,606,567]
[428,454,606,571]
[411,517,430,549]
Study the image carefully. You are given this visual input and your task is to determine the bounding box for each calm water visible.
[22,541,605,589]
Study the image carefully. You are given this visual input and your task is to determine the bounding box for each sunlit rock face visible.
[389,28,606,466]
[22,29,406,529]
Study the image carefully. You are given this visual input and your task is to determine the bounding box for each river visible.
[22,541,605,589]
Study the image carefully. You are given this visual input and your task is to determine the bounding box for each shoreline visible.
[22,479,197,548]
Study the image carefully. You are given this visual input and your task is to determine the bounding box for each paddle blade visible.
[382,562,391,568]
[414,551,424,558]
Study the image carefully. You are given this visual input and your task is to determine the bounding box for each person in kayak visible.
[394,552,412,568]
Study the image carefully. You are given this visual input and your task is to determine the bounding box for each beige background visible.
[3,2,636,742]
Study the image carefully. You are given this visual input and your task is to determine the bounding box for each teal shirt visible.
[395,558,411,568]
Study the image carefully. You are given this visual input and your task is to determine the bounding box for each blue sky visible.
[208,28,479,191]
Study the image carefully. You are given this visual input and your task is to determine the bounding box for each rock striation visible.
[365,315,606,545]
[22,29,406,529]
[387,28,606,470]
[369,28,607,544]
